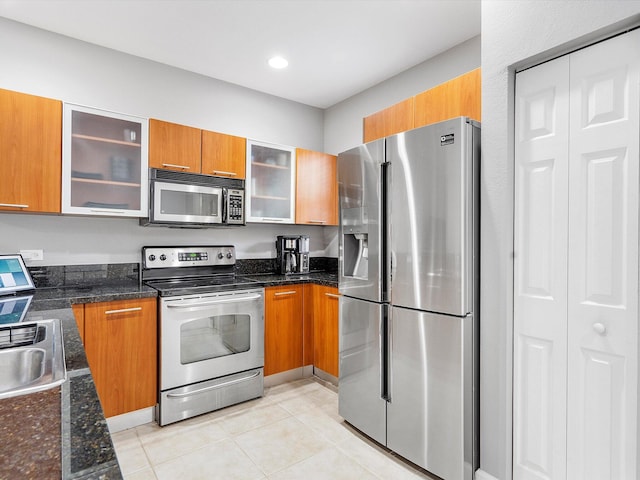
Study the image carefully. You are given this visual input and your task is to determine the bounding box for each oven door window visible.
[180,313,250,364]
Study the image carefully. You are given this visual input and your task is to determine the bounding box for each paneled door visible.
[514,28,640,480]
[514,54,570,480]
[566,30,639,480]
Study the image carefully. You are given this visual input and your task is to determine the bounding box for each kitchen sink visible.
[0,319,66,400]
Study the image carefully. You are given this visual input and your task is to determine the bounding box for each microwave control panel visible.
[226,189,245,225]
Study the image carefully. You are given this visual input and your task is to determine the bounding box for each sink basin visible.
[0,319,66,399]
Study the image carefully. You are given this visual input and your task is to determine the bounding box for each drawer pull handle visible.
[262,218,285,222]
[213,170,237,176]
[162,163,191,170]
[0,203,29,208]
[166,370,261,398]
[274,291,297,296]
[309,220,326,224]
[325,293,340,299]
[105,307,143,315]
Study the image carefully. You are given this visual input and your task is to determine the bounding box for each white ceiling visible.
[0,0,481,108]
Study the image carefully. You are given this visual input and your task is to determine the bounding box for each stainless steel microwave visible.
[140,169,245,227]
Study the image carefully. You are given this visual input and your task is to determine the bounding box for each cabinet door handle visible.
[105,307,143,315]
[262,218,284,222]
[274,290,297,296]
[91,209,126,214]
[212,170,237,176]
[325,293,340,299]
[162,163,191,170]
[309,220,326,224]
[0,203,29,208]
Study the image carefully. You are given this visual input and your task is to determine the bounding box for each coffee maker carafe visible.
[276,235,310,274]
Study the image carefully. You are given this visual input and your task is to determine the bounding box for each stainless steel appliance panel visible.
[387,117,478,315]
[338,139,387,303]
[387,306,473,480]
[160,289,264,391]
[338,295,386,445]
[159,368,263,426]
[153,181,224,224]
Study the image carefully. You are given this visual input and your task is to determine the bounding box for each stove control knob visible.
[148,254,156,262]
[217,252,224,260]
[226,251,233,259]
[159,254,167,261]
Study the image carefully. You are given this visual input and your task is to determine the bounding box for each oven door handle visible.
[166,370,261,398]
[165,294,262,309]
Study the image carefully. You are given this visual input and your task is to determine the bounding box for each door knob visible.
[593,323,607,335]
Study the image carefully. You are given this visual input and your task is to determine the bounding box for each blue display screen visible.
[0,255,35,295]
[0,295,33,324]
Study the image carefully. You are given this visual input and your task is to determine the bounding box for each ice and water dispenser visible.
[341,207,369,279]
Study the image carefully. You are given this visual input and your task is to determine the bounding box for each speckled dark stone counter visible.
[0,260,336,479]
[18,305,124,480]
[0,278,157,480]
[241,270,338,288]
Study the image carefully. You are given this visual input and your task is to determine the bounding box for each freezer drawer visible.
[338,296,386,445]
[387,306,475,480]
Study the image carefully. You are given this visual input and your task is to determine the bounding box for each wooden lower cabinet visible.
[264,285,304,376]
[311,285,339,377]
[71,304,85,344]
[82,297,157,418]
[264,283,339,379]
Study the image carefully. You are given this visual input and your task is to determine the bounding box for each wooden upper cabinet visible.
[295,148,338,226]
[201,130,246,179]
[363,97,414,143]
[0,88,62,213]
[414,68,481,128]
[148,118,201,172]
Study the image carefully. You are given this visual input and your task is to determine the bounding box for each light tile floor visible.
[111,378,439,480]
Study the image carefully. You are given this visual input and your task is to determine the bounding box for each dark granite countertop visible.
[0,280,157,480]
[240,270,338,288]
[1,305,123,479]
[0,261,336,480]
[30,281,158,311]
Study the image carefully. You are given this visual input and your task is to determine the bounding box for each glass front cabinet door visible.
[62,104,148,216]
[246,139,296,223]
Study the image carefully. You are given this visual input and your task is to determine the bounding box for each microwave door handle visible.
[221,188,228,224]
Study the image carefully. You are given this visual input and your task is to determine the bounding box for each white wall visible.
[0,16,331,265]
[323,35,480,155]
[479,2,640,480]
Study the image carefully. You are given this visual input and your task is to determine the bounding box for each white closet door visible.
[567,29,640,480]
[514,56,570,480]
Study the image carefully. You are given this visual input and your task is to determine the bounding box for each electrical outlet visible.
[19,249,44,261]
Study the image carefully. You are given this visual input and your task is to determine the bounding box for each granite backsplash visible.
[28,257,337,287]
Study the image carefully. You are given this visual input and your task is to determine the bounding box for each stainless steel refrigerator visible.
[338,116,479,480]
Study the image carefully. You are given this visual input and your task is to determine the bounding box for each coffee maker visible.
[276,235,310,274]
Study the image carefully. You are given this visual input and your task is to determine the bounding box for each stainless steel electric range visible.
[141,245,264,426]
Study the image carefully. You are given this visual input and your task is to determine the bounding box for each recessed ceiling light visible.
[268,56,289,69]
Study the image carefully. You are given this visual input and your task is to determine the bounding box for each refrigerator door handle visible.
[382,306,391,402]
